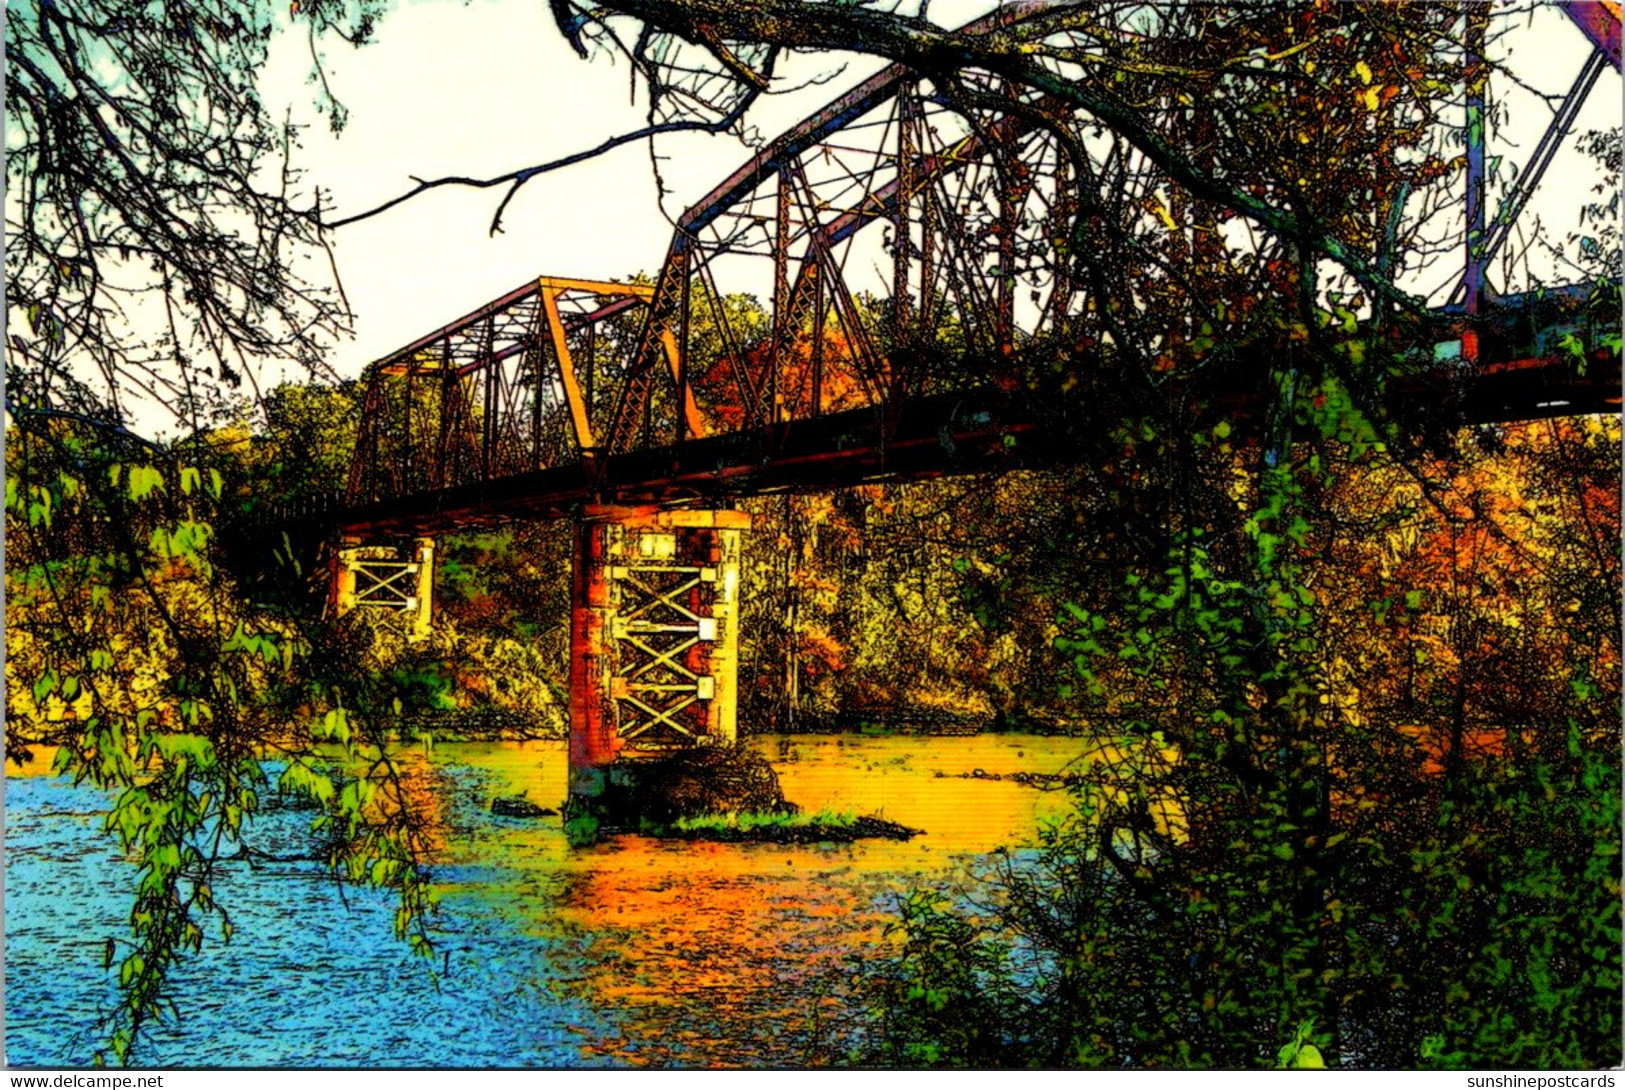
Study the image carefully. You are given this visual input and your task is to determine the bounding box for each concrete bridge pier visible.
[328,535,435,639]
[568,505,749,820]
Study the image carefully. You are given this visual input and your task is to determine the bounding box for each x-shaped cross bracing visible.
[611,562,719,744]
[618,693,700,741]
[616,565,713,625]
[619,633,702,684]
[351,559,419,611]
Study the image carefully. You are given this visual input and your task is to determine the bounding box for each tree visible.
[5,5,443,1062]
[6,0,379,431]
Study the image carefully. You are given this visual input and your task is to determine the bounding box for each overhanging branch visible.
[327,16,780,236]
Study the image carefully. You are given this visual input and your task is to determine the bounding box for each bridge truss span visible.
[341,1,1622,536]
[322,2,1621,794]
[347,277,659,507]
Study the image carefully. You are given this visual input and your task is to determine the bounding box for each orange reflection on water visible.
[427,733,1091,1066]
[12,734,1099,1067]
[554,837,890,1066]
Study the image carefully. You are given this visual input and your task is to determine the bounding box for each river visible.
[6,733,1085,1068]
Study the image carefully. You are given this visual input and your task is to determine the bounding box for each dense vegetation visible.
[849,411,1622,1069]
[9,365,1619,1066]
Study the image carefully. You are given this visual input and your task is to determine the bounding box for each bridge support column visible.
[327,537,433,640]
[329,535,363,616]
[411,537,435,640]
[567,505,749,821]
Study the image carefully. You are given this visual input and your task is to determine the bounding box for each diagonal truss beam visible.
[1561,1,1622,69]
[604,246,708,454]
[538,277,656,450]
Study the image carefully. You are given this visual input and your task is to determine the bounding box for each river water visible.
[6,733,1085,1068]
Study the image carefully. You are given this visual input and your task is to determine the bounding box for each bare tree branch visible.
[327,14,782,236]
[325,85,771,235]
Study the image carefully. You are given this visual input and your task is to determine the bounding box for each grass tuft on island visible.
[658,808,921,844]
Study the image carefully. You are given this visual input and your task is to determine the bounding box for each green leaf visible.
[127,465,165,502]
[279,762,335,807]
[317,708,350,744]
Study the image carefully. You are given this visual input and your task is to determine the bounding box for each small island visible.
[561,745,918,845]
[657,810,919,844]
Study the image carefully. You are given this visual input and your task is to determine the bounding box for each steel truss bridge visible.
[309,2,1621,772]
[332,2,1621,538]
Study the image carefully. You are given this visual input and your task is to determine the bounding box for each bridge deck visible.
[326,349,1618,537]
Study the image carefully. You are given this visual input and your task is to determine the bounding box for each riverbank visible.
[397,704,1085,743]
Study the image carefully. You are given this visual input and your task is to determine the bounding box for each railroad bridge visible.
[309,3,1622,806]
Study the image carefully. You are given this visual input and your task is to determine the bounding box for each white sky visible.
[260,0,1619,392]
[260,0,903,386]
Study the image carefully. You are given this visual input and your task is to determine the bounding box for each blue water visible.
[5,766,615,1068]
[5,735,1077,1068]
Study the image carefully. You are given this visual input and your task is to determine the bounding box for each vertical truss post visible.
[1463,5,1489,362]
[481,316,497,483]
[921,152,936,332]
[772,172,792,423]
[677,258,692,445]
[567,505,750,805]
[435,340,454,490]
[894,88,916,343]
[1049,144,1074,327]
[529,329,545,469]
[401,366,414,492]
[811,259,827,416]
[642,374,653,450]
[585,324,597,425]
[996,86,1020,363]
